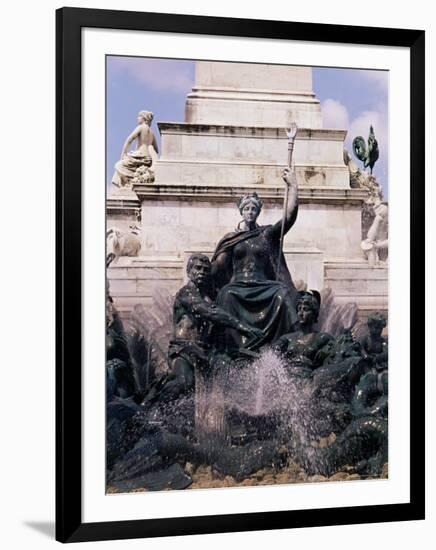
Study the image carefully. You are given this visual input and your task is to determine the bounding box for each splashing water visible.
[116,287,375,480]
[254,363,266,416]
[192,348,328,460]
[194,365,226,457]
[227,350,320,446]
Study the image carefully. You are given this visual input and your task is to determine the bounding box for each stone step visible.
[325,262,388,281]
[108,268,182,281]
[107,256,183,281]
[329,294,388,306]
[324,278,388,295]
[109,279,181,292]
[325,269,388,280]
[323,261,388,319]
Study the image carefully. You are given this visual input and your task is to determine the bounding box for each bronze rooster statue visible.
[352,125,379,174]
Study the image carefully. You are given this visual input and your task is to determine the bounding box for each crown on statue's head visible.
[237,192,263,214]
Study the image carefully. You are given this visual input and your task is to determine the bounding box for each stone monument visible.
[107,62,388,322]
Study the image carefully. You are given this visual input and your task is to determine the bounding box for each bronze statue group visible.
[106,176,388,491]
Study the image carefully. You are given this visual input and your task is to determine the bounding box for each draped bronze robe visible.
[211,225,298,351]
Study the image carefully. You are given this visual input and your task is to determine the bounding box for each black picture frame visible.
[56,6,425,543]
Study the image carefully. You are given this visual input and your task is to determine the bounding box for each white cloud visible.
[109,57,194,94]
[321,98,350,129]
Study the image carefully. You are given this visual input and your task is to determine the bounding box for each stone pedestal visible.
[107,256,183,318]
[185,62,322,128]
[106,187,141,231]
[324,261,388,320]
[156,125,349,188]
[133,183,366,261]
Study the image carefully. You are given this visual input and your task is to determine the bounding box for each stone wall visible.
[134,185,366,261]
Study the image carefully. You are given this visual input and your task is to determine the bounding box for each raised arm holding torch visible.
[276,122,298,278]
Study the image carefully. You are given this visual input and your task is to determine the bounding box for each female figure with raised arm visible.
[211,124,300,352]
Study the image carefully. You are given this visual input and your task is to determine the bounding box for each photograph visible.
[1,0,431,547]
[105,56,390,493]
[55,7,425,541]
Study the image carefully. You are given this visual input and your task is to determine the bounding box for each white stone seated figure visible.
[361,194,388,267]
[112,110,159,188]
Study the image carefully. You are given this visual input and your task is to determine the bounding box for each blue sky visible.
[107,57,388,194]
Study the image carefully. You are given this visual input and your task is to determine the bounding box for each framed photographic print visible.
[56,7,425,543]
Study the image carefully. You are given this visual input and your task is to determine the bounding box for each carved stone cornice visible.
[133,182,367,205]
[106,188,141,217]
[158,122,346,141]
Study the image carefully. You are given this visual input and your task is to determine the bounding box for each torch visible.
[276,122,298,278]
